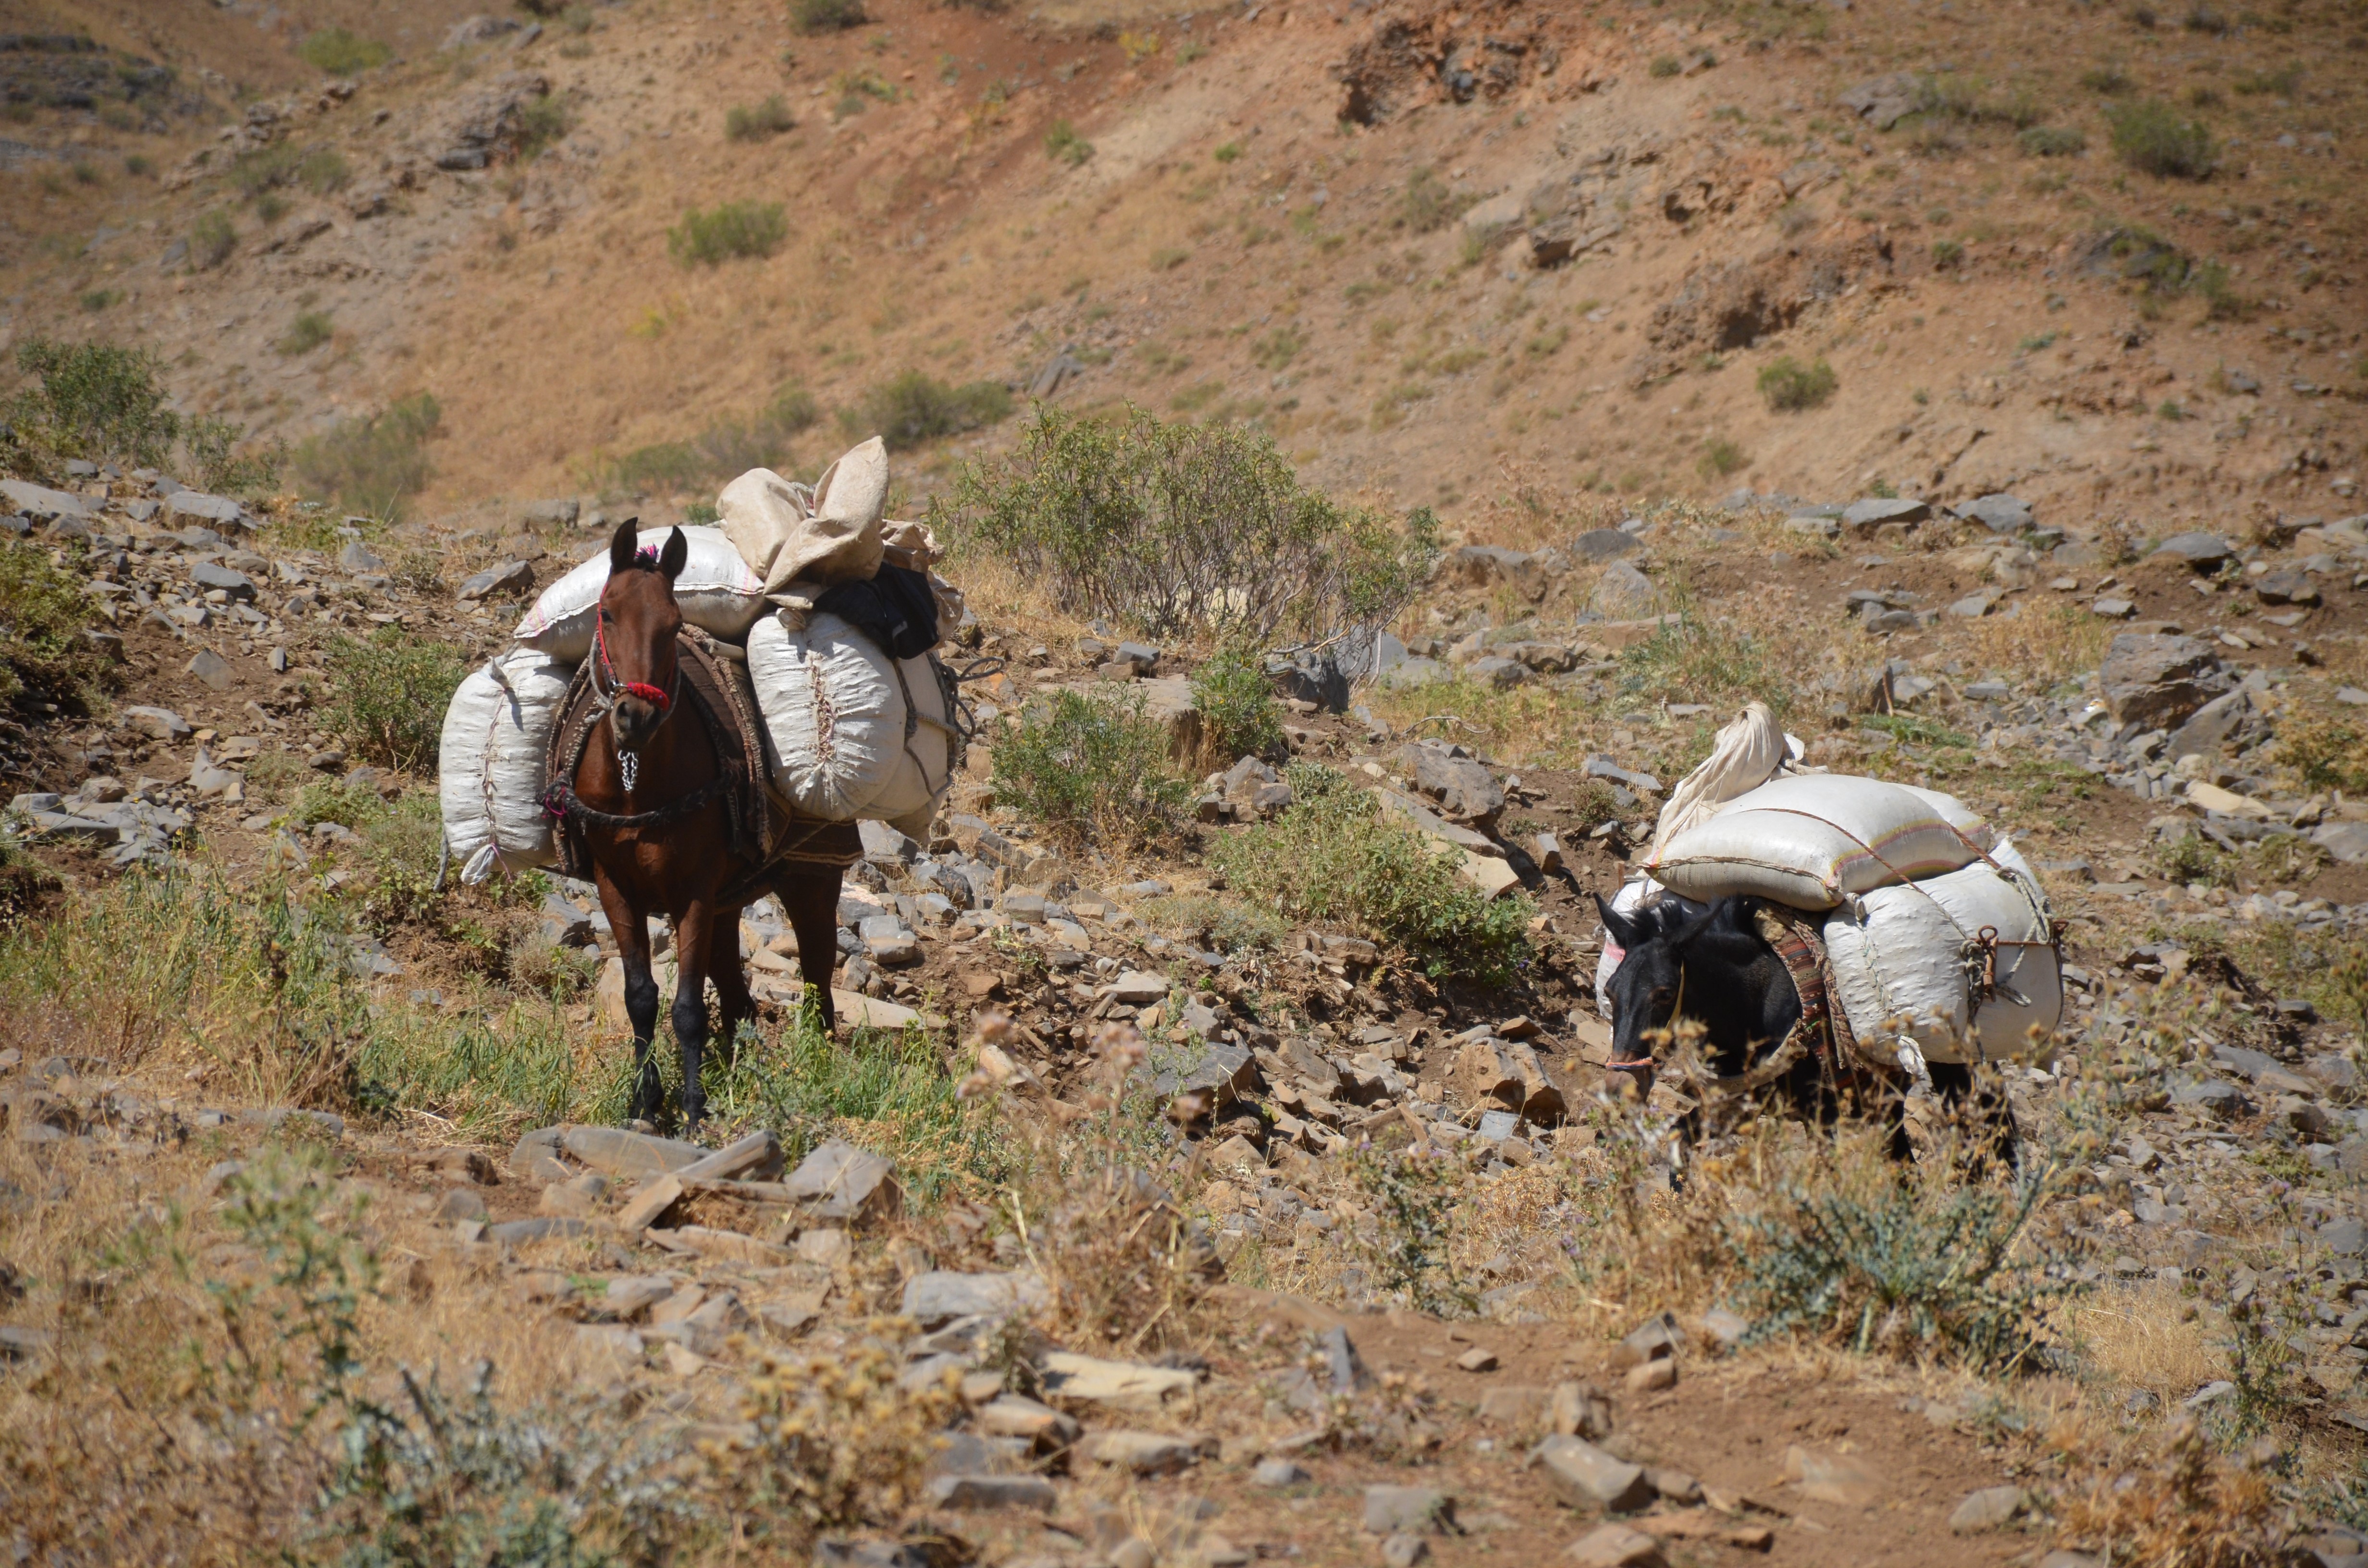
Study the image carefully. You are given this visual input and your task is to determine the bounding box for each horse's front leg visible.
[672,900,715,1130]
[596,874,663,1125]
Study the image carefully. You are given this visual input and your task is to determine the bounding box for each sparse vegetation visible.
[1401,167,1476,233]
[276,310,333,356]
[191,208,236,269]
[298,26,392,76]
[2018,124,2086,157]
[666,199,787,265]
[1044,119,1094,166]
[323,627,471,772]
[726,95,796,141]
[1649,54,1683,78]
[1932,237,1966,269]
[604,386,822,495]
[1757,355,1838,411]
[293,392,443,521]
[0,540,112,708]
[1210,763,1533,985]
[991,688,1191,847]
[1696,437,1748,478]
[940,403,1438,645]
[1,337,276,493]
[2108,98,2216,179]
[1190,644,1286,764]
[792,0,867,32]
[845,370,1011,452]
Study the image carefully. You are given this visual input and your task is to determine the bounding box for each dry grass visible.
[1964,600,2117,687]
[2069,1280,2226,1406]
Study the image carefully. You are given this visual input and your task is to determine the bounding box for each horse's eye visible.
[1650,988,1674,1007]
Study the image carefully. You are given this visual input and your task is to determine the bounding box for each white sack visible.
[1821,852,2060,1065]
[439,649,572,880]
[513,526,765,662]
[863,653,958,836]
[1646,773,1988,908]
[720,441,888,602]
[746,608,907,821]
[1593,874,1705,1017]
[1646,701,1791,862]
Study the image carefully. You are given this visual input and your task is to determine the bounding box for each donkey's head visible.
[1595,894,1787,1098]
[597,519,688,759]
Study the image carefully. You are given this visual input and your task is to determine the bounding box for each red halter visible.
[595,611,673,711]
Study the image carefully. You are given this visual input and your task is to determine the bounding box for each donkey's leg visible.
[595,874,662,1124]
[672,900,715,1130]
[777,866,844,1037]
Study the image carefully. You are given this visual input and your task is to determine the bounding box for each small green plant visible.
[2018,124,2086,157]
[1932,237,1966,269]
[2108,98,2216,179]
[792,0,867,31]
[191,208,236,269]
[1617,612,1799,720]
[1149,246,1190,271]
[1250,327,1301,371]
[77,288,116,313]
[1757,355,1838,412]
[0,540,111,707]
[517,91,571,159]
[323,627,470,772]
[1044,119,1093,166]
[1348,1145,1474,1316]
[2081,63,2134,94]
[298,26,392,76]
[1696,437,1748,479]
[1213,141,1242,163]
[726,94,796,141]
[298,146,351,194]
[1649,54,1682,78]
[277,311,333,356]
[293,393,442,521]
[666,199,787,265]
[2232,62,2302,96]
[1190,644,1286,763]
[1210,764,1533,985]
[2151,830,2238,888]
[991,689,1191,847]
[845,370,1010,451]
[1401,166,1475,233]
[123,153,154,177]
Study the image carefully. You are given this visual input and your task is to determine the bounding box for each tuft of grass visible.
[1757,355,1838,411]
[2108,98,2216,179]
[1210,763,1533,985]
[792,0,867,31]
[1696,437,1748,478]
[2151,830,2239,889]
[1401,166,1476,233]
[667,199,787,265]
[844,369,1010,452]
[2018,124,2086,157]
[191,208,236,269]
[1212,141,1242,163]
[725,95,796,141]
[298,26,392,76]
[2273,710,2368,794]
[1190,643,1286,764]
[516,91,571,159]
[1932,237,1966,269]
[276,310,333,356]
[1044,119,1093,166]
[1649,54,1682,78]
[2232,62,2302,96]
[293,393,441,521]
[2081,63,2134,94]
[991,688,1192,848]
[323,627,470,772]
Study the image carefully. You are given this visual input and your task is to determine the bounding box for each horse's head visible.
[597,518,687,760]
[1595,894,1769,1099]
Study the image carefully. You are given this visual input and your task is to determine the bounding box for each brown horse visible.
[556,522,847,1128]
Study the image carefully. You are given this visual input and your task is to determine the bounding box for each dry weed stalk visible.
[2051,1415,2299,1568]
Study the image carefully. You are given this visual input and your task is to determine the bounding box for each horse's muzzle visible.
[610,694,665,755]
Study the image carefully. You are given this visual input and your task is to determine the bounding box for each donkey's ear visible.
[1595,893,1640,950]
[609,517,641,576]
[657,526,689,581]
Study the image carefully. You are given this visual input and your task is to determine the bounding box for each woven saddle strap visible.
[1753,903,1881,1085]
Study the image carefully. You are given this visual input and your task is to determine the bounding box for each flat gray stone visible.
[1362,1485,1454,1534]
[1843,496,1932,529]
[1533,1434,1654,1512]
[487,1216,595,1244]
[780,1137,901,1223]
[1949,1485,2022,1532]
[185,649,234,691]
[2321,1216,2366,1255]
[2150,531,2232,565]
[166,491,246,528]
[190,561,256,599]
[1572,528,1640,561]
[458,560,536,600]
[561,1124,706,1177]
[2312,822,2368,863]
[901,1269,1048,1327]
[0,479,91,520]
[2100,634,2231,729]
[1955,493,2033,533]
[123,704,191,739]
[923,1474,1056,1512]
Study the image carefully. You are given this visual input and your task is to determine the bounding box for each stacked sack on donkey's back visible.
[1596,702,2060,1071]
[438,438,969,884]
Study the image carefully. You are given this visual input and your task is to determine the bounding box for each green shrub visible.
[1757,355,1838,411]
[294,393,442,521]
[0,541,111,707]
[1401,166,1475,233]
[323,628,469,772]
[1044,119,1093,166]
[2018,124,2086,157]
[1649,54,1682,78]
[1696,437,1747,478]
[1348,1144,1474,1316]
[667,200,787,265]
[1190,645,1285,763]
[792,0,867,33]
[939,404,1439,645]
[298,27,391,76]
[1931,237,1966,269]
[1211,764,1532,985]
[2232,62,2302,96]
[990,689,1191,847]
[847,370,1011,452]
[2108,98,2215,178]
[3,338,179,467]
[517,91,570,159]
[298,146,350,193]
[191,208,235,268]
[277,311,333,356]
[726,95,796,141]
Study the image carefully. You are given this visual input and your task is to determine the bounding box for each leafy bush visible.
[605,387,819,495]
[2,337,277,491]
[2232,61,2302,96]
[1932,237,1966,269]
[667,200,787,265]
[792,0,867,33]
[2018,124,2086,156]
[1401,166,1475,233]
[278,310,333,356]
[1696,437,1747,478]
[1720,1168,2065,1372]
[1190,644,1285,763]
[2109,98,2216,178]
[2273,710,2368,793]
[726,95,795,141]
[991,688,1191,847]
[1649,54,1682,78]
[517,91,571,159]
[1044,119,1093,166]
[324,627,469,771]
[294,393,442,520]
[939,404,1440,645]
[1210,764,1532,985]
[298,27,391,75]
[0,540,111,706]
[1757,355,1838,411]
[191,208,236,268]
[847,369,1011,451]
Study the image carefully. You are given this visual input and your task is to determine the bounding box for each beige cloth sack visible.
[719,437,889,603]
[1645,701,1793,863]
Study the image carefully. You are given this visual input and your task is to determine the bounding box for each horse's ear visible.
[657,526,689,582]
[609,517,641,576]
[1595,893,1640,950]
